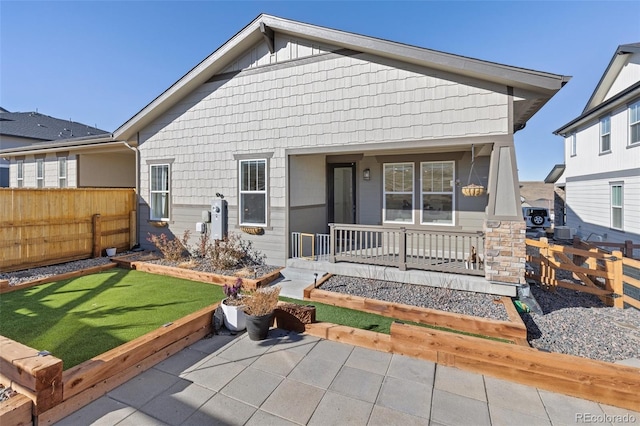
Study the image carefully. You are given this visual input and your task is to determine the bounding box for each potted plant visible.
[242,285,281,341]
[220,278,246,332]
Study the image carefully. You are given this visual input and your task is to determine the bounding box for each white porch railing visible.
[290,232,331,261]
[328,224,485,276]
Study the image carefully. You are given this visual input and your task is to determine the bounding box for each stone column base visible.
[484,220,526,285]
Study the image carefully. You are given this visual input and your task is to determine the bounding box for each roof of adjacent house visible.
[519,181,555,209]
[113,13,571,141]
[554,42,640,136]
[0,109,108,141]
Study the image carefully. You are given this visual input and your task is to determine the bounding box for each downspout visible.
[123,140,140,247]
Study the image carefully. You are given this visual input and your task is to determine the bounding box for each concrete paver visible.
[55,328,640,425]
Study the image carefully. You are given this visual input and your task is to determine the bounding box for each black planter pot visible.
[245,312,273,341]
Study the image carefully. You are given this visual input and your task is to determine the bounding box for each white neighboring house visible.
[553,42,640,246]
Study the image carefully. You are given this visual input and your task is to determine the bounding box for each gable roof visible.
[0,109,108,141]
[114,14,570,141]
[582,43,640,113]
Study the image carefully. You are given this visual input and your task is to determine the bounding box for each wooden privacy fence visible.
[526,237,640,310]
[0,188,136,272]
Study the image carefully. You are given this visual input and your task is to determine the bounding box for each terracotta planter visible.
[245,312,273,340]
[220,299,246,331]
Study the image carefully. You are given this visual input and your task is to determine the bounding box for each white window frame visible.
[383,162,414,224]
[58,157,67,188]
[16,160,24,188]
[239,159,267,226]
[610,183,623,230]
[150,164,170,221]
[600,116,611,153]
[36,158,44,188]
[629,101,640,146]
[570,133,577,157]
[420,161,455,226]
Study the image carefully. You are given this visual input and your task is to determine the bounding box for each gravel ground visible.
[320,275,509,322]
[3,255,639,363]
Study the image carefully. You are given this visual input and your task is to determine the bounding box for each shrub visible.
[207,233,265,270]
[147,230,191,262]
[243,285,281,316]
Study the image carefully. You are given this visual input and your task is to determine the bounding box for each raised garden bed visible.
[112,252,283,290]
[0,392,33,426]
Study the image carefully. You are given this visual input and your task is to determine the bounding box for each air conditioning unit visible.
[554,226,573,240]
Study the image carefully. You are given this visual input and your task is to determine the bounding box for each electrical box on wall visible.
[195,222,206,234]
[201,210,211,223]
[211,199,227,240]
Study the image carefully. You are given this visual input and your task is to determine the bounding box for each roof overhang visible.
[583,43,640,112]
[114,14,571,141]
[544,164,565,184]
[0,135,138,158]
[553,81,640,136]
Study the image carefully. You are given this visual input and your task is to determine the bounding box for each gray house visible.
[0,109,110,187]
[5,15,570,294]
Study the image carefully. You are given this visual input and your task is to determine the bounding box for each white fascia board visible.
[0,140,129,157]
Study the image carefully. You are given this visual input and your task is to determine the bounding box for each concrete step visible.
[271,267,328,300]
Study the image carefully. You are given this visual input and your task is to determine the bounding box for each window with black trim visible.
[239,159,267,226]
[150,164,170,220]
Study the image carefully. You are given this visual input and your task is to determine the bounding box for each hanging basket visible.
[461,184,486,197]
[241,226,264,235]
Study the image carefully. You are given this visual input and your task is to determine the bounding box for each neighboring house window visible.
[570,134,577,157]
[610,183,623,230]
[630,101,640,146]
[383,163,414,223]
[36,159,44,188]
[421,161,454,225]
[150,164,170,220]
[239,159,267,226]
[58,158,67,188]
[600,116,611,153]
[17,160,24,188]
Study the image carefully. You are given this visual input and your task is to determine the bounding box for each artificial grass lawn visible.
[0,268,225,369]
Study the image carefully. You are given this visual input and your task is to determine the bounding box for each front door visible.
[328,163,356,224]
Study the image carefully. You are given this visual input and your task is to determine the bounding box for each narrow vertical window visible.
[17,160,24,188]
[421,161,455,225]
[600,116,611,153]
[36,158,44,188]
[150,164,170,220]
[630,101,640,146]
[239,159,267,226]
[570,134,577,156]
[383,163,414,223]
[58,158,67,188]
[610,183,623,230]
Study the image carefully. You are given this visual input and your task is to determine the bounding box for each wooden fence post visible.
[129,210,137,249]
[624,240,633,258]
[610,250,624,309]
[92,214,102,258]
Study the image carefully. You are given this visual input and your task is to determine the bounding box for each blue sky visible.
[1,1,639,180]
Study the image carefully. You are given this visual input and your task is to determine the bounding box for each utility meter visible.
[211,199,227,240]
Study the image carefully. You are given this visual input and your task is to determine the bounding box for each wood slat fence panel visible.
[0,188,136,272]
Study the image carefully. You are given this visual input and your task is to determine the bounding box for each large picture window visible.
[600,116,611,153]
[630,101,640,146]
[383,163,414,223]
[611,183,623,230]
[150,164,170,220]
[239,159,267,226]
[421,161,454,225]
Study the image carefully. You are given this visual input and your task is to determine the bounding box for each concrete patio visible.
[55,328,639,425]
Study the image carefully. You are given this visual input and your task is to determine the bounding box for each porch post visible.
[398,228,407,271]
[329,223,336,263]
